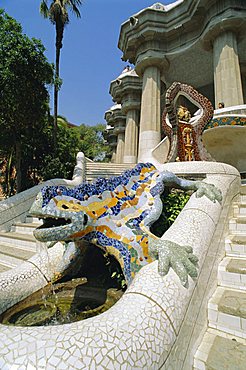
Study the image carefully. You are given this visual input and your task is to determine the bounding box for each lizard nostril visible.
[83,214,88,226]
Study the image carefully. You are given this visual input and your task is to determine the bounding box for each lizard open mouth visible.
[33,213,88,243]
[33,216,74,242]
[38,217,71,229]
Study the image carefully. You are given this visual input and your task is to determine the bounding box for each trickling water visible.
[36,241,52,282]
[35,240,61,310]
[0,278,123,326]
[0,242,126,326]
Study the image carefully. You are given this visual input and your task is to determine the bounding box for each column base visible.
[138,130,161,162]
[123,155,137,164]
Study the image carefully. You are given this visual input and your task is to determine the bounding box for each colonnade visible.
[105,1,245,164]
[106,70,142,164]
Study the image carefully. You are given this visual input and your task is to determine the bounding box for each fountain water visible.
[0,242,125,326]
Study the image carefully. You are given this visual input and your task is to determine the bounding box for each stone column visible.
[109,70,142,164]
[138,65,161,161]
[115,131,125,163]
[104,105,125,164]
[111,146,117,163]
[123,109,139,163]
[113,110,126,164]
[213,31,244,107]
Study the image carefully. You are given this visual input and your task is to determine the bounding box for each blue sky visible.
[1,0,175,126]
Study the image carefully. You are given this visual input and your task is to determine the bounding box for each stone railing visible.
[0,152,86,232]
[0,161,241,369]
[214,104,246,116]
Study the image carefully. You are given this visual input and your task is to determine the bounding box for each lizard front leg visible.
[159,171,222,204]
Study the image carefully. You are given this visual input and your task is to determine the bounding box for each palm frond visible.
[40,0,49,18]
[65,0,82,18]
[71,5,81,18]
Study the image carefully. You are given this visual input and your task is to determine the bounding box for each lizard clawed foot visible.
[196,182,222,204]
[149,237,198,288]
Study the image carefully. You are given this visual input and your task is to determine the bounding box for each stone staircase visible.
[0,216,41,273]
[194,185,246,369]
[85,161,134,182]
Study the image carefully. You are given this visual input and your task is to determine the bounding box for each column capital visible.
[135,50,169,77]
[104,105,126,134]
[104,128,117,148]
[104,104,125,121]
[121,99,141,115]
[110,70,142,103]
[109,70,142,115]
[201,16,246,51]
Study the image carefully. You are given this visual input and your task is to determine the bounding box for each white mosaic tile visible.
[166,220,214,263]
[126,261,194,332]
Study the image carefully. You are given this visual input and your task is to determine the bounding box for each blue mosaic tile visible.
[205,116,246,130]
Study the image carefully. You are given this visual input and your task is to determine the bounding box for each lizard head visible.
[30,185,89,243]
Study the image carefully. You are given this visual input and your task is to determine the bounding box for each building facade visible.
[105,0,246,170]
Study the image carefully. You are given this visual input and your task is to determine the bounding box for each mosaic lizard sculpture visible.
[30,163,222,287]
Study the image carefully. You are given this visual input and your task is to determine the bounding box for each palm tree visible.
[40,0,82,151]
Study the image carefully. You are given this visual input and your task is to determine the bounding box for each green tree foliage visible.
[40,0,83,151]
[40,118,81,180]
[0,10,110,198]
[40,120,110,181]
[150,189,191,237]
[0,10,53,193]
[76,123,111,161]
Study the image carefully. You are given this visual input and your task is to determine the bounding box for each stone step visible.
[225,234,246,257]
[208,286,246,339]
[86,162,133,169]
[218,256,246,291]
[11,222,40,235]
[25,215,43,224]
[240,188,246,195]
[0,251,24,270]
[0,243,36,273]
[0,232,37,251]
[194,328,246,370]
[238,200,246,208]
[0,243,35,261]
[85,163,134,182]
[0,263,12,273]
[241,185,246,195]
[233,202,246,217]
[229,216,246,234]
